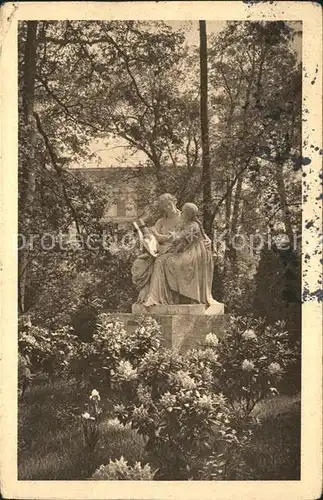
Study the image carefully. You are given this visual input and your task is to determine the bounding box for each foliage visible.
[197,404,300,480]
[17,20,303,480]
[26,237,137,332]
[18,353,33,397]
[18,20,302,334]
[242,405,300,480]
[92,456,156,480]
[253,243,301,340]
[208,21,301,227]
[207,21,301,307]
[18,375,300,481]
[18,311,301,481]
[18,318,79,376]
[109,315,300,478]
[191,316,300,414]
[111,348,251,479]
[213,253,257,315]
[69,314,162,388]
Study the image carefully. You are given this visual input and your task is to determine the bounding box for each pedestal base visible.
[132,302,225,316]
[108,302,227,352]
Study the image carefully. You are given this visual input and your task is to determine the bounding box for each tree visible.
[199,20,212,236]
[206,21,301,296]
[34,21,200,196]
[208,21,301,234]
[19,21,38,312]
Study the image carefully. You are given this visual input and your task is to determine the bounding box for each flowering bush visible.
[112,349,245,479]
[109,316,299,478]
[70,314,161,388]
[193,316,300,415]
[18,317,79,376]
[92,456,156,480]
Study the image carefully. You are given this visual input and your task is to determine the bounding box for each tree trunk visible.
[18,21,38,313]
[231,176,243,236]
[274,160,294,245]
[199,20,212,237]
[222,178,232,279]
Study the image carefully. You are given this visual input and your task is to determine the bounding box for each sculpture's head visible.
[158,193,177,217]
[182,202,199,222]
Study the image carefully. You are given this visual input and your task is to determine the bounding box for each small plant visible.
[92,456,156,480]
[82,389,103,452]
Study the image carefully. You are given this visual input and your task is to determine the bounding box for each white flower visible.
[114,403,126,414]
[241,359,255,372]
[90,389,100,401]
[106,417,124,430]
[82,412,95,420]
[171,370,197,390]
[116,360,138,381]
[205,332,219,347]
[160,391,177,409]
[132,405,149,420]
[268,362,283,375]
[194,394,214,411]
[202,348,219,363]
[242,329,257,341]
[21,334,37,345]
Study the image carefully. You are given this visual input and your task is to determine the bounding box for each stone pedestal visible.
[132,302,225,316]
[109,302,227,352]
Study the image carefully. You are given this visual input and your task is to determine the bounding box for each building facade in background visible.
[72,166,152,229]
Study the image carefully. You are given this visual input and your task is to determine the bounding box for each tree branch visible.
[211,123,270,220]
[100,29,153,111]
[36,76,106,134]
[33,111,82,234]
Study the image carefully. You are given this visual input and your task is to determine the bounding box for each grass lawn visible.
[18,378,146,480]
[18,378,300,480]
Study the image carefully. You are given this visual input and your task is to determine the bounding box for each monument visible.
[115,194,226,352]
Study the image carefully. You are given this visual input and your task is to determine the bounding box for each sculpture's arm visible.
[150,220,172,244]
[171,222,200,243]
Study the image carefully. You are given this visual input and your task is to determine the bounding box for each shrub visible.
[92,456,156,480]
[188,316,300,415]
[18,318,79,376]
[112,349,247,479]
[253,244,301,342]
[70,314,162,389]
[109,315,299,479]
[217,257,257,317]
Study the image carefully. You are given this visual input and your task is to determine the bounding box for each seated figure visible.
[131,194,217,307]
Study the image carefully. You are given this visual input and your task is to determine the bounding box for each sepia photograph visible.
[0,1,322,499]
